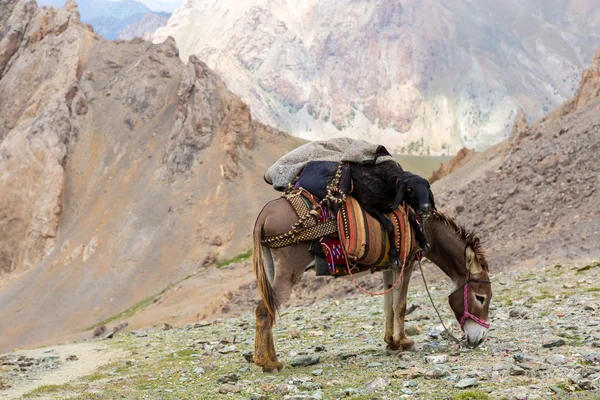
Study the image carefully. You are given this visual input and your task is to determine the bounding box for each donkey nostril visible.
[475,294,485,304]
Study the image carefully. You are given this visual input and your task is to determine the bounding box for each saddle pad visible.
[337,195,391,266]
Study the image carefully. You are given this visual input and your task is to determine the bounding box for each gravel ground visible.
[3,259,598,399]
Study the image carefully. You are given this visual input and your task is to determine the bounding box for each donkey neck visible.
[424,218,468,281]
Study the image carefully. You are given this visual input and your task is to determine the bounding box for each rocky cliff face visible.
[154,0,600,154]
[0,0,299,352]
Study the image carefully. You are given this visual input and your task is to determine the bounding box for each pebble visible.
[425,355,448,364]
[455,377,479,389]
[216,373,239,384]
[130,330,148,337]
[510,366,525,376]
[343,388,359,396]
[290,355,320,367]
[366,377,390,391]
[367,362,383,368]
[546,354,566,365]
[405,325,421,336]
[217,383,240,394]
[193,367,204,376]
[425,364,450,379]
[311,369,323,376]
[542,339,566,348]
[161,323,173,331]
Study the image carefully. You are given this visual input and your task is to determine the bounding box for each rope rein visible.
[417,259,462,345]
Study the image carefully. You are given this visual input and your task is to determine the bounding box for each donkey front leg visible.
[383,270,396,349]
[392,262,415,350]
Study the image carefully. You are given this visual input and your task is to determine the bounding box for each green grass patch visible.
[24,384,77,397]
[584,287,600,292]
[217,249,252,268]
[576,262,600,273]
[452,391,491,400]
[85,372,108,382]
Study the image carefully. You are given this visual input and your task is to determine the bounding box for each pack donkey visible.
[252,198,493,372]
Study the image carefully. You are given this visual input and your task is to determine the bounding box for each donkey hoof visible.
[399,338,415,350]
[261,360,283,372]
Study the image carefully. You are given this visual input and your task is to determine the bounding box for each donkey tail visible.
[253,211,279,321]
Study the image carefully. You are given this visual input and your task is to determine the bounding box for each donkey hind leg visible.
[383,270,395,349]
[254,244,312,372]
[391,261,415,350]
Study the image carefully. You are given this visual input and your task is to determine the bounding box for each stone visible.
[366,377,390,391]
[455,378,479,389]
[510,366,526,376]
[577,379,596,390]
[290,355,320,367]
[130,330,148,338]
[425,355,448,364]
[425,364,451,379]
[367,362,382,368]
[193,367,204,376]
[162,323,173,331]
[405,325,421,336]
[546,354,566,365]
[581,353,600,365]
[218,383,240,394]
[311,369,323,376]
[542,339,565,348]
[243,351,254,363]
[343,388,359,396]
[216,373,239,384]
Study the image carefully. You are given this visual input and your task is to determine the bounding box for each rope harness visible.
[449,271,492,329]
[419,259,491,344]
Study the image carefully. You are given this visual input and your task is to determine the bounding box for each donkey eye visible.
[475,294,486,304]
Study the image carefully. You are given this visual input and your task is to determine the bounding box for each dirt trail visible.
[0,342,122,399]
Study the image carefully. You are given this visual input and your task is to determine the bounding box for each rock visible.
[130,330,148,338]
[194,322,212,328]
[425,364,451,379]
[405,325,421,336]
[581,353,600,365]
[216,373,239,384]
[542,339,565,348]
[243,351,254,363]
[193,367,204,376]
[250,394,269,400]
[510,366,526,376]
[546,354,566,365]
[425,355,448,364]
[592,342,600,348]
[314,345,326,352]
[367,362,382,368]
[162,323,173,331]
[311,369,323,376]
[509,309,521,318]
[290,355,320,367]
[366,377,390,391]
[455,378,479,389]
[343,388,359,396]
[575,49,600,110]
[577,379,596,390]
[218,383,240,394]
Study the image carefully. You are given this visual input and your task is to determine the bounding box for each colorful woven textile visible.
[337,195,412,268]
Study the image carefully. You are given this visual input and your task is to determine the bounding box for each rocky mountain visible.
[0,0,301,353]
[432,49,600,268]
[154,0,600,155]
[37,0,170,40]
[117,11,170,40]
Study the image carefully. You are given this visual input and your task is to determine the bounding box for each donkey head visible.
[448,244,492,348]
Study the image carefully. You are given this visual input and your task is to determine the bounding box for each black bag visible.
[295,161,350,200]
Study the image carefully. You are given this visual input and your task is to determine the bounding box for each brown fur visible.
[431,210,488,270]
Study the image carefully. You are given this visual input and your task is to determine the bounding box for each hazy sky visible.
[37,0,185,13]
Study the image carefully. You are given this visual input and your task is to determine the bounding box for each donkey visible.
[252,200,492,372]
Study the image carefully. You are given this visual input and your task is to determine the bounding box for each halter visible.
[448,271,491,329]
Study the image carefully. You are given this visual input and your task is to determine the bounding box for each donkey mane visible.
[430,210,489,270]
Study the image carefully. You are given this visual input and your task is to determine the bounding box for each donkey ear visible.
[465,246,483,274]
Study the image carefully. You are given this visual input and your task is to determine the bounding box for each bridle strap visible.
[451,271,491,329]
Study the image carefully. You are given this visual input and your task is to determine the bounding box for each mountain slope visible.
[0,0,300,353]
[432,50,600,268]
[154,0,600,154]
